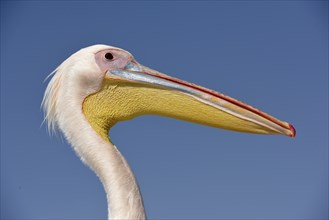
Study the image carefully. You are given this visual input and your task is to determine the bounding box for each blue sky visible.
[1,1,328,219]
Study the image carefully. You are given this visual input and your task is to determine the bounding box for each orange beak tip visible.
[288,123,296,138]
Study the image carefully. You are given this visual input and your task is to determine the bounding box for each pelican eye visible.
[105,53,114,60]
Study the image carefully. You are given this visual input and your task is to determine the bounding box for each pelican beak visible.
[85,61,295,138]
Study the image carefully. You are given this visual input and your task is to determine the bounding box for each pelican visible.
[42,44,295,219]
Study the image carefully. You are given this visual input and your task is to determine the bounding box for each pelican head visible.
[43,44,295,141]
[42,44,295,219]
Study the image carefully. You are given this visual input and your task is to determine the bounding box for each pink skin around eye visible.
[95,49,132,73]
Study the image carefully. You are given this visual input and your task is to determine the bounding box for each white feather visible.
[42,45,146,219]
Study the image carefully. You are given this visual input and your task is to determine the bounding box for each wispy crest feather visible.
[42,67,63,134]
